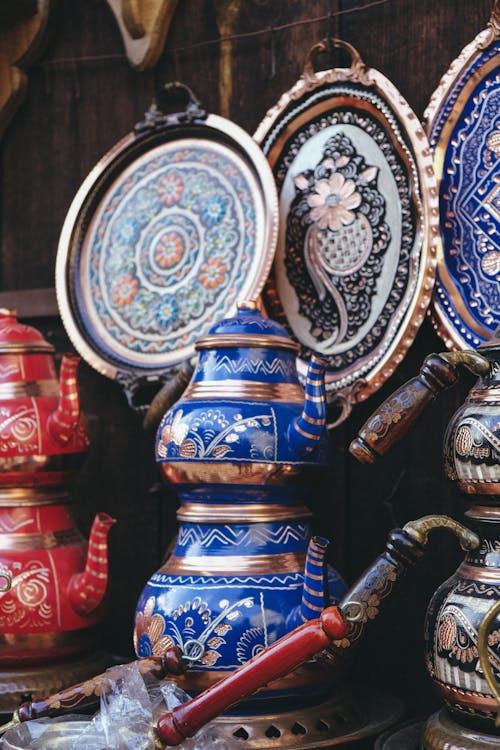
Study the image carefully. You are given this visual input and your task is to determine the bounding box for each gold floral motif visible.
[134,597,175,656]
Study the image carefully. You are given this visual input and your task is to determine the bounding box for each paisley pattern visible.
[79,142,258,367]
[286,131,391,347]
[261,83,420,383]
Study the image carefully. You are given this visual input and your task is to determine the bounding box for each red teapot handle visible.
[349,351,489,464]
[156,607,350,746]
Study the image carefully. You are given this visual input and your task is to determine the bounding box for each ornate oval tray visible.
[424,2,500,351]
[254,40,438,425]
[56,84,278,409]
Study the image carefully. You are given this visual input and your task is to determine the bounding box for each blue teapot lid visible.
[196,301,299,352]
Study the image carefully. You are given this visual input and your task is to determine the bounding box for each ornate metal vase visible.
[351,325,500,742]
[135,302,347,705]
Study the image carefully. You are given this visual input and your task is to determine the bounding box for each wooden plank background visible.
[0,0,493,724]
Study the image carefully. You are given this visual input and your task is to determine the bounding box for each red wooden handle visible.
[156,606,350,746]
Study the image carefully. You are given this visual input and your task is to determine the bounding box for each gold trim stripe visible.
[183,380,304,402]
[164,551,306,574]
[195,334,299,353]
[0,379,59,399]
[0,528,83,551]
[177,503,312,523]
[293,421,318,440]
[457,561,500,583]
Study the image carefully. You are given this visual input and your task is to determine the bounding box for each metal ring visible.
[341,600,364,623]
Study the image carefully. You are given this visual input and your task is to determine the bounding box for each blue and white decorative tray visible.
[424,1,500,351]
[56,84,278,408]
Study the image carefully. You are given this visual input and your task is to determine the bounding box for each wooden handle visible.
[156,607,350,746]
[18,648,185,721]
[349,352,479,464]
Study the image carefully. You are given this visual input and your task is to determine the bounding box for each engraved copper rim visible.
[456,562,500,583]
[161,460,307,486]
[164,551,306,574]
[254,41,438,419]
[423,7,500,351]
[459,480,500,495]
[0,527,83,551]
[0,341,54,354]
[0,380,59,399]
[432,678,498,713]
[195,333,299,353]
[183,379,305,402]
[0,488,70,507]
[56,112,279,384]
[177,502,312,522]
[466,504,500,521]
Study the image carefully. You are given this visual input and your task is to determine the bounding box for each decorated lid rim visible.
[195,333,300,353]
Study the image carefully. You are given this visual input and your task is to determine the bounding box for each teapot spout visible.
[288,356,327,458]
[287,536,329,629]
[48,353,82,445]
[68,512,116,617]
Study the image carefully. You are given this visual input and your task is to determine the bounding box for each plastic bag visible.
[2,663,230,750]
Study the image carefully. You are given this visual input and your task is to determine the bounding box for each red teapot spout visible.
[68,512,116,616]
[47,353,82,445]
[288,355,327,457]
[287,536,329,628]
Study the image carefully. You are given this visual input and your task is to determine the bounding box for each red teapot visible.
[0,309,89,489]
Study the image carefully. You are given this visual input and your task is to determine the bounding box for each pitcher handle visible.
[478,599,500,727]
[349,351,489,464]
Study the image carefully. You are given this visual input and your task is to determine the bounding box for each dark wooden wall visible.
[0,0,493,726]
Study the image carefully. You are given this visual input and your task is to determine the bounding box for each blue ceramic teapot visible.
[134,302,346,707]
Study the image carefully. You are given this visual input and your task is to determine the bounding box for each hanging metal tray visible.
[254,39,438,426]
[56,83,278,410]
[424,1,500,351]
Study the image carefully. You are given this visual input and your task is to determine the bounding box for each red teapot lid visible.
[0,309,54,353]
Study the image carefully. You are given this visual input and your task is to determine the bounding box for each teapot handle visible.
[478,599,500,728]
[349,351,490,465]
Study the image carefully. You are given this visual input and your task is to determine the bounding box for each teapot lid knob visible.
[237,300,259,311]
[0,308,17,319]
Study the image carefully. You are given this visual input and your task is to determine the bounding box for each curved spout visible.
[287,536,329,629]
[68,512,116,617]
[288,355,327,458]
[47,353,82,445]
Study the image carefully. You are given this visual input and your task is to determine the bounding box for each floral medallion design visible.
[261,83,421,390]
[286,132,390,347]
[135,594,255,667]
[157,407,277,462]
[79,142,260,367]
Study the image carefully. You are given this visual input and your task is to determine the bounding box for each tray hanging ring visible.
[302,37,367,83]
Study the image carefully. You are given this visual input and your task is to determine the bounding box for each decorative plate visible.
[424,1,500,351]
[254,39,438,425]
[56,84,278,409]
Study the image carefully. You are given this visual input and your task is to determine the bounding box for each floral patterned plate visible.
[254,40,438,425]
[56,84,278,409]
[424,1,500,351]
